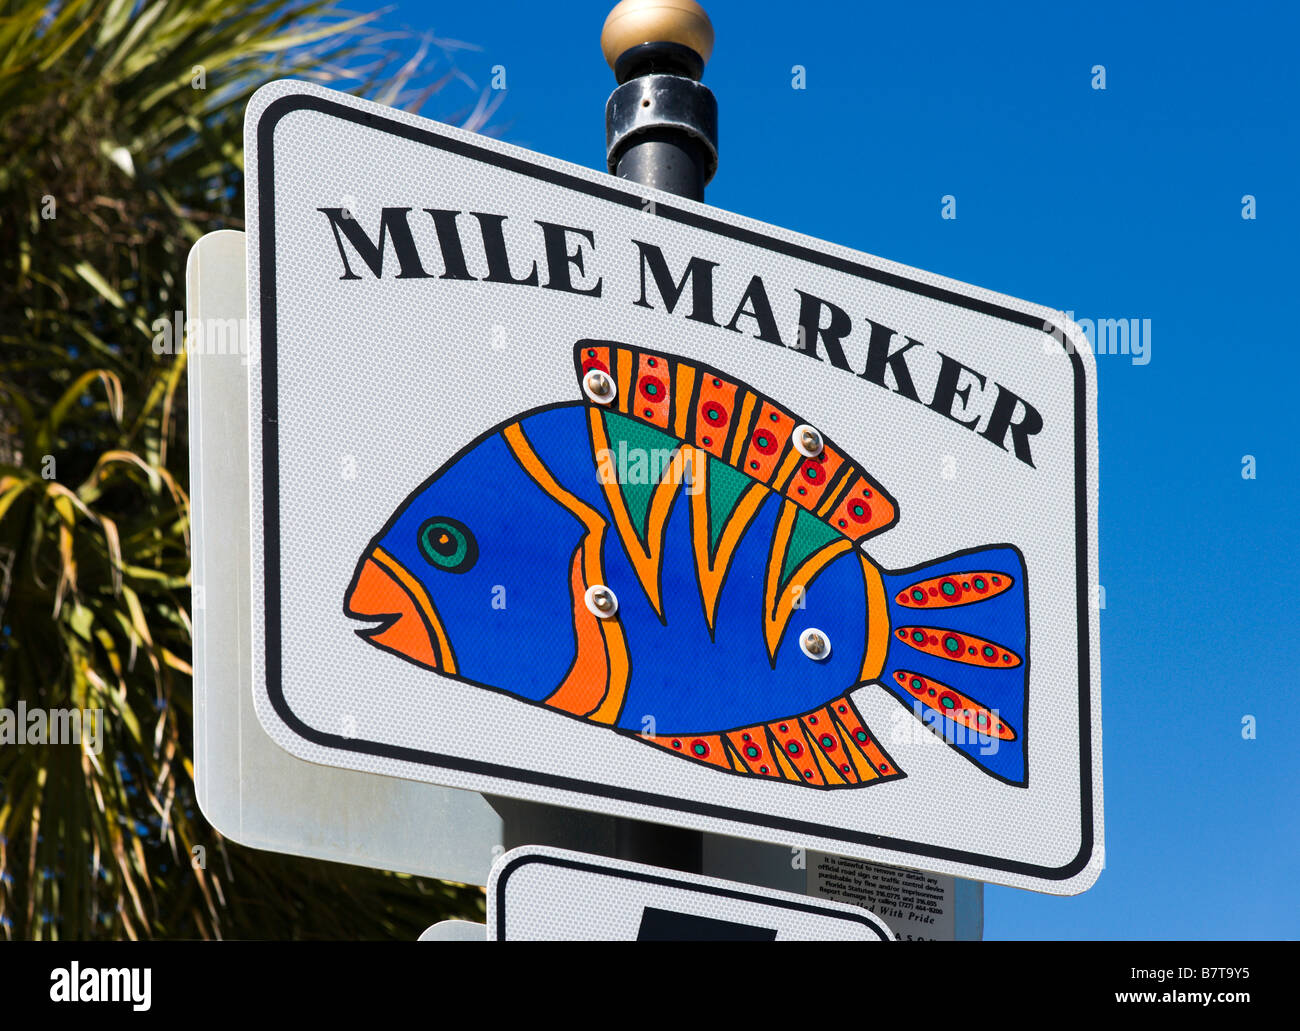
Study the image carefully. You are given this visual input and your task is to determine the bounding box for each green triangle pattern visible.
[603,412,680,544]
[705,457,752,557]
[781,507,842,587]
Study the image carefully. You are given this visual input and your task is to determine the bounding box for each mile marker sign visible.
[244,81,1101,894]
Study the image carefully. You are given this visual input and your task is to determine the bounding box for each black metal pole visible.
[599,1,718,873]
[486,2,719,878]
[604,41,717,201]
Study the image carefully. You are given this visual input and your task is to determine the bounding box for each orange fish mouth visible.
[344,547,457,674]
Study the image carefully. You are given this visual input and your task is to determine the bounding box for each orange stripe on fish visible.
[763,500,853,666]
[770,446,803,494]
[687,446,769,636]
[727,390,758,466]
[693,371,739,460]
[672,361,696,439]
[800,707,859,785]
[828,697,902,780]
[589,408,681,622]
[546,547,612,717]
[824,474,896,539]
[895,569,1015,609]
[739,401,794,484]
[787,444,844,511]
[828,704,878,782]
[614,343,634,416]
[503,423,606,536]
[816,466,853,517]
[766,718,826,785]
[725,728,782,778]
[892,670,1017,741]
[894,626,1022,668]
[372,546,457,675]
[860,553,890,682]
[502,422,629,724]
[633,351,672,430]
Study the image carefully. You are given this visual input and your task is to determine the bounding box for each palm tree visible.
[0,0,495,939]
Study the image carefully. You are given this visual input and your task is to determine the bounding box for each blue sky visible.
[375,0,1299,939]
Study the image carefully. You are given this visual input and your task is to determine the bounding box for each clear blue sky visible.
[374,0,1299,940]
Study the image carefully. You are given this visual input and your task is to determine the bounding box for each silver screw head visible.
[583,368,616,404]
[799,628,831,660]
[793,423,823,457]
[584,583,619,618]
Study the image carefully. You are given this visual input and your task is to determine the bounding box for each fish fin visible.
[878,546,1028,785]
[589,408,682,621]
[574,340,898,544]
[642,696,904,788]
[762,499,853,666]
[641,733,735,771]
[687,447,769,637]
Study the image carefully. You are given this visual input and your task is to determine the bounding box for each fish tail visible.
[877,546,1028,786]
[639,695,905,789]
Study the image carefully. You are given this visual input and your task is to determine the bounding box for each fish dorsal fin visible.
[781,507,842,588]
[705,457,752,557]
[590,408,683,621]
[600,411,679,546]
[575,340,897,544]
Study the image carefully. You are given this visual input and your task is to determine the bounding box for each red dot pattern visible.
[893,670,1016,741]
[896,571,1014,609]
[894,626,1021,668]
[634,353,671,429]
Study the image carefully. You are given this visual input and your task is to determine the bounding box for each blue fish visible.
[345,341,1029,788]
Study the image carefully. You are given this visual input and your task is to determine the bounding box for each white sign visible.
[419,920,485,941]
[243,81,1101,894]
[488,847,892,940]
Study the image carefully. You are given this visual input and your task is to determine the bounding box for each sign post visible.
[484,0,724,876]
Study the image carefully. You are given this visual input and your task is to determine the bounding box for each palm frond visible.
[0,0,488,940]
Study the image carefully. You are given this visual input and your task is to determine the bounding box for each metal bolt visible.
[583,368,616,404]
[793,423,823,457]
[800,628,831,661]
[584,584,619,618]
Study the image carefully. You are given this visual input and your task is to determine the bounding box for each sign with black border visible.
[489,846,894,941]
[243,81,1101,894]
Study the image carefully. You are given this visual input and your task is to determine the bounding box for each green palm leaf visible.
[0,0,489,939]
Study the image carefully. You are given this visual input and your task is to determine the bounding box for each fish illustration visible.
[345,340,1029,788]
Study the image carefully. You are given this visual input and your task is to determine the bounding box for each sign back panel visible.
[244,81,1102,894]
[187,230,505,883]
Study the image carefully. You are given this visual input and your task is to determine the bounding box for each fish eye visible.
[417,517,477,574]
